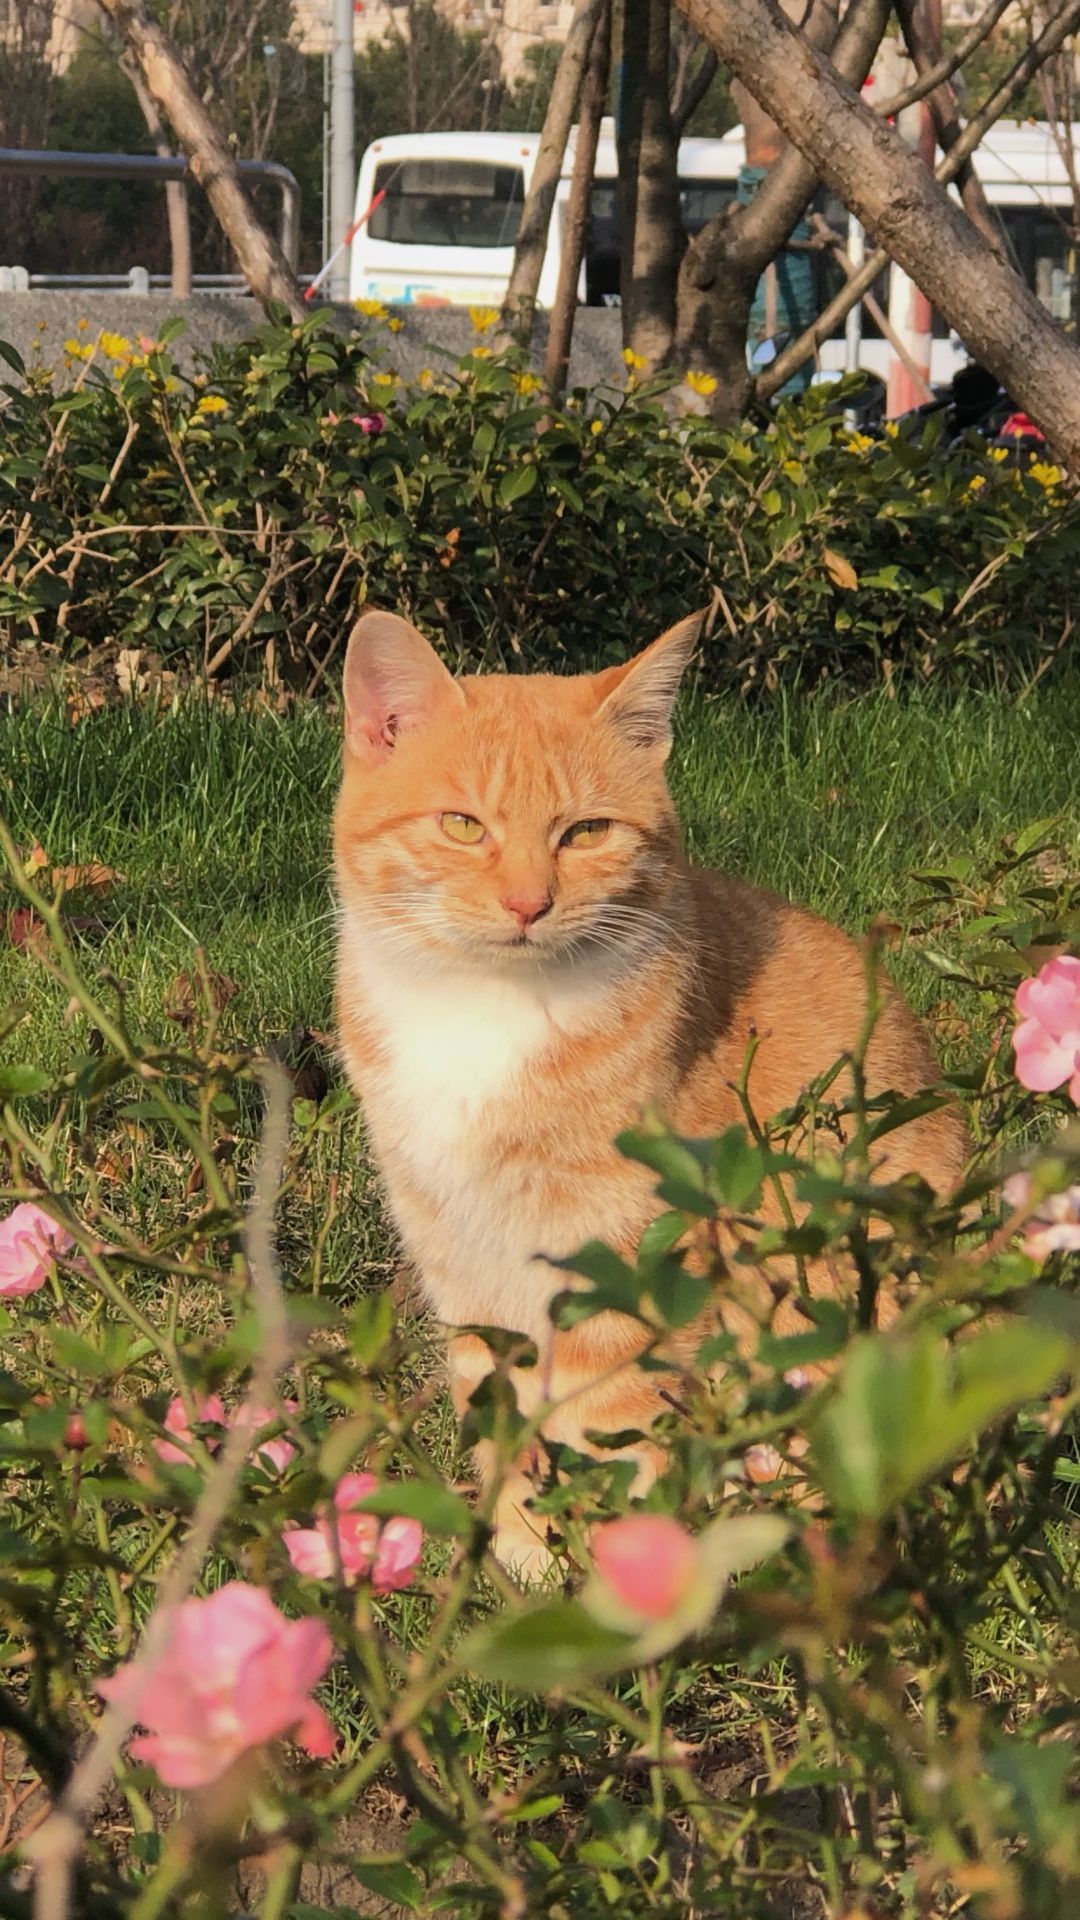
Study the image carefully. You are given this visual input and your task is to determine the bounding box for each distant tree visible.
[0,0,56,265]
[34,38,165,274]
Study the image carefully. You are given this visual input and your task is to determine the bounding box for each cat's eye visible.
[561,819,610,848]
[440,811,486,845]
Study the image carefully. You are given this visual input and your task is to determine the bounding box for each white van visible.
[348,120,1078,385]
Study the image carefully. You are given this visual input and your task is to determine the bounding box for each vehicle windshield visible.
[368,160,525,248]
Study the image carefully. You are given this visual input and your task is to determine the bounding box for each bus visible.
[348,120,1078,386]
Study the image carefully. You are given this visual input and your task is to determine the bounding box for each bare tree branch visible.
[756,0,1080,401]
[671,42,719,139]
[501,0,607,343]
[545,1,612,398]
[675,0,890,415]
[895,0,1007,257]
[875,0,1014,117]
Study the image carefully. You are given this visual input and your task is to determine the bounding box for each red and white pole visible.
[886,96,935,415]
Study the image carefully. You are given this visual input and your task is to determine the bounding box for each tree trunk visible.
[544,2,612,400]
[122,53,192,299]
[675,0,888,420]
[616,0,683,368]
[675,0,1080,466]
[98,0,305,320]
[501,0,607,344]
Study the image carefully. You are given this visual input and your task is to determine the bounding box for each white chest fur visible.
[338,915,636,1342]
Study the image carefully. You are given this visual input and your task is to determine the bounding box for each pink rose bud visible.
[231,1400,299,1474]
[590,1514,698,1620]
[351,411,384,434]
[0,1203,74,1298]
[744,1444,784,1485]
[1003,1170,1080,1261]
[1012,954,1080,1104]
[64,1411,89,1450]
[284,1471,423,1590]
[153,1392,227,1464]
[98,1581,335,1789]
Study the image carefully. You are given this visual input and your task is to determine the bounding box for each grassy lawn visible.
[2,678,1079,1912]
[3,675,1079,1062]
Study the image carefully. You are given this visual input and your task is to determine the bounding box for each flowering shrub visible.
[0,806,1078,1918]
[1,310,1077,690]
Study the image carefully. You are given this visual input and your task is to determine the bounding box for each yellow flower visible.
[418,368,434,390]
[964,474,987,499]
[471,346,492,359]
[590,418,604,436]
[990,445,1008,463]
[883,419,899,437]
[195,393,229,416]
[622,347,646,372]
[63,339,92,361]
[353,297,389,320]
[369,370,399,391]
[1029,460,1062,488]
[684,368,718,397]
[468,306,499,333]
[513,370,541,395]
[387,316,404,333]
[99,331,132,360]
[77,317,89,332]
[843,431,874,455]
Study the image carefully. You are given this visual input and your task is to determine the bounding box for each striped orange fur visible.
[333,610,967,1574]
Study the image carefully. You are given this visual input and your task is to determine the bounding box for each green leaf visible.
[351,1481,474,1536]
[648,1260,711,1329]
[460,1601,633,1690]
[811,1320,1072,1518]
[499,462,539,506]
[0,1066,51,1099]
[0,340,27,376]
[348,1859,423,1910]
[48,1327,111,1380]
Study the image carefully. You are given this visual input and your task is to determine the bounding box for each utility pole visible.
[329,0,356,302]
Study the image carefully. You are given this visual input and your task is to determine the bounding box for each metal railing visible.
[0,149,302,282]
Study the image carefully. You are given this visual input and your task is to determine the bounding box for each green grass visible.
[3,676,1079,1063]
[3,682,1078,1914]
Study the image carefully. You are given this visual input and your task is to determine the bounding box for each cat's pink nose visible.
[501,892,552,930]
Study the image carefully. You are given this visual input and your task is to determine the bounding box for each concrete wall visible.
[0,295,630,394]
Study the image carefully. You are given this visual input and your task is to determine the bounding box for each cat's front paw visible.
[491,1502,562,1588]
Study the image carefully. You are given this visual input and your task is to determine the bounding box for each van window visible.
[368,160,525,248]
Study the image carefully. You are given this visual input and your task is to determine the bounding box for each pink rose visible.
[351,411,384,434]
[232,1400,299,1474]
[153,1396,300,1470]
[98,1581,335,1789]
[0,1202,74,1298]
[590,1514,698,1621]
[284,1471,423,1591]
[1003,1170,1080,1261]
[1012,955,1080,1103]
[153,1392,227,1464]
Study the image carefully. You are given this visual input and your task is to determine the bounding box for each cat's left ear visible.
[594,610,706,757]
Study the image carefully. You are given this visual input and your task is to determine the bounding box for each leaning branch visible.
[728,0,1080,428]
[501,0,607,343]
[895,0,1006,256]
[98,0,305,320]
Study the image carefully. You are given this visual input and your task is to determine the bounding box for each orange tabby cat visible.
[333,609,967,1574]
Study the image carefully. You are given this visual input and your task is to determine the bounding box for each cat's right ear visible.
[342,611,463,764]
